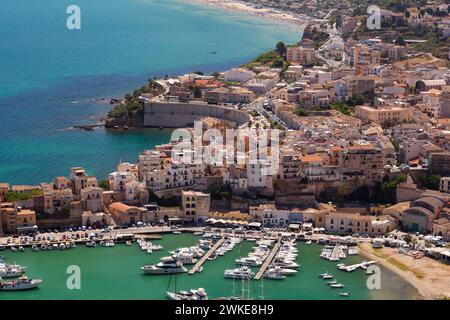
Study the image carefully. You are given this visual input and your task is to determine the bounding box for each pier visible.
[338,260,377,272]
[329,245,340,260]
[254,241,281,280]
[188,237,225,274]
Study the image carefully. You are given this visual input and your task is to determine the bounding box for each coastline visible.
[182,0,309,28]
[358,243,450,300]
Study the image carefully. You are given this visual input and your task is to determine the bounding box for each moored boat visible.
[166,288,208,300]
[0,275,42,291]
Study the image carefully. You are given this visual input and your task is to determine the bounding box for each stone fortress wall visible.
[143,101,250,128]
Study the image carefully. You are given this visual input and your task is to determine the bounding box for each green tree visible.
[99,180,110,191]
[275,41,287,57]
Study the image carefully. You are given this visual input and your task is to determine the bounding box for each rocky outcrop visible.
[104,111,144,129]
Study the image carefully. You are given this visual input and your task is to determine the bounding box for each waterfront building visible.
[70,167,98,195]
[0,202,17,233]
[181,190,211,224]
[54,176,71,190]
[0,183,9,202]
[325,211,395,236]
[249,204,290,227]
[81,210,112,227]
[81,187,104,213]
[108,202,149,226]
[402,197,444,233]
[15,208,37,233]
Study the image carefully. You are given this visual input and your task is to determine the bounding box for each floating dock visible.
[338,260,377,272]
[188,237,225,274]
[254,241,281,280]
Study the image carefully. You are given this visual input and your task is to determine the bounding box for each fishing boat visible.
[0,276,42,291]
[166,288,208,300]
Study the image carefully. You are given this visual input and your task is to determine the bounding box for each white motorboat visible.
[10,247,17,252]
[0,265,26,278]
[268,266,297,276]
[331,283,345,288]
[32,245,39,252]
[166,288,208,300]
[40,244,47,250]
[172,254,197,265]
[265,271,286,280]
[0,276,42,291]
[18,246,24,252]
[272,261,299,269]
[141,259,187,275]
[305,240,312,245]
[319,272,333,279]
[59,243,66,250]
[339,292,350,297]
[224,266,254,280]
[235,257,262,267]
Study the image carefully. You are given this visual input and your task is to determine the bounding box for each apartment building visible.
[181,190,211,223]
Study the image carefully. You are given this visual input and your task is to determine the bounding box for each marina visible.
[0,233,420,300]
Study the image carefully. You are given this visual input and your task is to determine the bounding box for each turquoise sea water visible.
[0,234,420,300]
[0,0,300,184]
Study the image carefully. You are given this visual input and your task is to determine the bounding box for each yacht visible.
[0,276,42,291]
[0,264,27,278]
[272,261,299,269]
[224,267,254,280]
[141,259,187,275]
[264,271,285,280]
[166,288,208,300]
[172,254,197,265]
[267,266,297,276]
[235,257,262,267]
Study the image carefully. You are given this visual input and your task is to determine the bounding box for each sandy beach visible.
[185,0,310,27]
[359,243,450,300]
